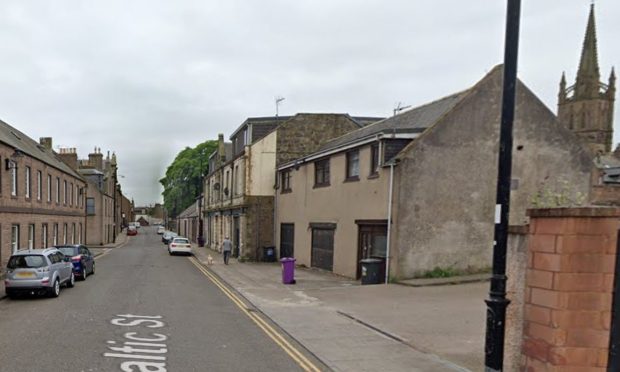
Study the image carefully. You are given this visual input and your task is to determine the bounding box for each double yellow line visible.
[188,257,321,372]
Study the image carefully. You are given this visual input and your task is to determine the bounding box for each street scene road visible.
[0,227,322,372]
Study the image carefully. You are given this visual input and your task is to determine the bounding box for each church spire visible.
[609,67,616,99]
[559,72,567,103]
[575,3,601,99]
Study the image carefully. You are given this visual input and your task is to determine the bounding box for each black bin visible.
[263,246,276,262]
[360,258,383,285]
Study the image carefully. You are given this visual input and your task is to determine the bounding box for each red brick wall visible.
[521,207,619,371]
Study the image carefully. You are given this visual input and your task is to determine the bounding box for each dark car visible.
[162,231,177,244]
[55,245,95,280]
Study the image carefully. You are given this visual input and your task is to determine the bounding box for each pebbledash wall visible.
[0,141,87,271]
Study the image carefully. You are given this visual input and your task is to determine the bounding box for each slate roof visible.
[78,168,105,176]
[316,90,470,154]
[230,116,293,139]
[177,200,200,218]
[0,119,83,179]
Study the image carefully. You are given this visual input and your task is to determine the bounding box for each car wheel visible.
[49,279,60,298]
[91,262,95,275]
[67,273,75,288]
[81,266,87,280]
[6,289,16,299]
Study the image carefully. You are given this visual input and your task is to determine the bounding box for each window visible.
[11,165,17,196]
[56,177,60,203]
[69,183,73,206]
[346,150,360,180]
[63,223,68,244]
[75,185,78,206]
[47,174,52,202]
[11,225,19,253]
[78,223,82,244]
[370,144,380,176]
[86,198,95,215]
[28,224,35,249]
[37,171,42,200]
[63,180,67,204]
[42,224,48,248]
[234,165,239,195]
[72,223,76,244]
[53,224,58,246]
[281,170,292,193]
[25,166,31,198]
[314,159,330,187]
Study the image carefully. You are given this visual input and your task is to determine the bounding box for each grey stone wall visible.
[242,196,274,260]
[276,114,360,166]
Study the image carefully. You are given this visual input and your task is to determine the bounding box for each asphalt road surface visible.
[0,227,320,372]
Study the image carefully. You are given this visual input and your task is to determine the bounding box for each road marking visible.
[188,257,321,372]
[95,248,112,260]
[105,314,169,372]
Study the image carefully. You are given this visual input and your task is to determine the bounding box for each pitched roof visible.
[230,116,293,139]
[0,119,83,180]
[315,90,470,155]
[177,200,200,218]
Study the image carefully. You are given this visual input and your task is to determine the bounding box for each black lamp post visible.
[484,1,521,371]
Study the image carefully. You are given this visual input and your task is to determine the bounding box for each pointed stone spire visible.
[575,4,601,99]
[559,72,567,103]
[609,67,616,99]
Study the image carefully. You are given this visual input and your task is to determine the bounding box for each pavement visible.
[193,244,487,372]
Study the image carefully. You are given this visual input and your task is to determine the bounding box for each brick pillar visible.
[521,207,620,371]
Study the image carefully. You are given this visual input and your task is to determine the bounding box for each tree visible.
[160,140,218,218]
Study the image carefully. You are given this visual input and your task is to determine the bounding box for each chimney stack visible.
[218,133,226,164]
[39,137,52,150]
[58,147,78,170]
[88,147,104,171]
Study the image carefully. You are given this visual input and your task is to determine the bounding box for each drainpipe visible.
[385,159,398,284]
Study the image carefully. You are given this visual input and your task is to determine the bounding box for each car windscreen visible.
[7,255,47,269]
[172,239,190,244]
[57,247,78,256]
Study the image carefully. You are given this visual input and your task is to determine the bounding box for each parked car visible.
[55,245,95,280]
[134,222,141,229]
[168,237,192,255]
[162,231,177,244]
[4,248,75,298]
[157,226,165,235]
[127,226,138,236]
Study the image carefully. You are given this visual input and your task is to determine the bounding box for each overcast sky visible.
[0,1,617,205]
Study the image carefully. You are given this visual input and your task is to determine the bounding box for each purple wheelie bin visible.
[280,257,296,284]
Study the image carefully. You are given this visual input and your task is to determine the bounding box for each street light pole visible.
[484,1,521,371]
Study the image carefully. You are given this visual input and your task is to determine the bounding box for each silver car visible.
[4,248,75,298]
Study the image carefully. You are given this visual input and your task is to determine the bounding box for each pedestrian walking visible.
[222,236,232,265]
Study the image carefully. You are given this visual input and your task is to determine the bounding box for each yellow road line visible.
[188,257,321,372]
[94,249,112,260]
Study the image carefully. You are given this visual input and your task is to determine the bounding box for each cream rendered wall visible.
[276,145,390,278]
[248,131,277,196]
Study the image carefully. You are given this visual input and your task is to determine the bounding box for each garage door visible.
[311,227,334,272]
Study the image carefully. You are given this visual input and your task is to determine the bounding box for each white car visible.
[157,226,165,234]
[134,222,141,229]
[168,237,192,256]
